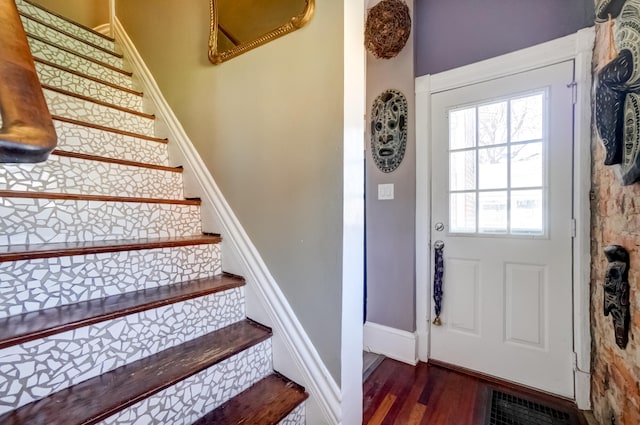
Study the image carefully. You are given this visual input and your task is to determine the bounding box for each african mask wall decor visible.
[595,0,640,184]
[603,244,631,349]
[371,89,408,173]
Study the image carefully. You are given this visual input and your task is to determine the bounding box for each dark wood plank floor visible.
[363,359,588,425]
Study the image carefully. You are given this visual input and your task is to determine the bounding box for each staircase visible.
[0,0,307,423]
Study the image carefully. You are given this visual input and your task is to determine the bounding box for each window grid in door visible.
[448,90,547,236]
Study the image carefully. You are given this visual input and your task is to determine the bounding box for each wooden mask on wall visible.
[370,89,408,173]
[595,0,640,184]
[603,245,631,349]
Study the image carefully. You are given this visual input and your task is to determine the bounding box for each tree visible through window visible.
[448,91,546,235]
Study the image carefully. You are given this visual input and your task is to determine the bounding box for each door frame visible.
[414,27,595,409]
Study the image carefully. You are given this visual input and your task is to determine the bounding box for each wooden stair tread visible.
[0,274,245,350]
[52,115,168,143]
[52,150,182,172]
[0,320,272,425]
[193,373,308,425]
[0,235,222,262]
[0,190,200,205]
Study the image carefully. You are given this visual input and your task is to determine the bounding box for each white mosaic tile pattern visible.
[100,340,272,425]
[44,90,154,137]
[0,289,245,414]
[0,155,183,199]
[53,120,168,165]
[27,37,132,89]
[1,3,303,422]
[21,16,122,68]
[0,198,201,245]
[16,0,116,52]
[36,62,143,112]
[279,404,306,425]
[53,120,168,166]
[0,244,222,318]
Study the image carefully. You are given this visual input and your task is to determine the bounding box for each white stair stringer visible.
[0,287,245,415]
[20,15,123,68]
[0,155,183,199]
[115,16,327,425]
[0,243,222,318]
[99,340,272,425]
[27,36,132,89]
[43,90,154,136]
[0,197,202,245]
[52,120,168,167]
[16,0,116,51]
[36,62,144,112]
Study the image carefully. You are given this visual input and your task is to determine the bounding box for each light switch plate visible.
[378,183,394,200]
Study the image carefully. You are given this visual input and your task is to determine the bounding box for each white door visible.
[430,61,575,398]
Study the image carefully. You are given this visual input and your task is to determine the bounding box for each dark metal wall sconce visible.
[604,245,631,349]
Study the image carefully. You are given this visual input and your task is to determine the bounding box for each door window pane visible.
[478,101,507,146]
[450,107,476,150]
[450,151,476,191]
[511,190,543,234]
[511,142,543,188]
[450,193,476,233]
[511,94,543,142]
[479,191,508,233]
[478,147,507,190]
[447,89,547,236]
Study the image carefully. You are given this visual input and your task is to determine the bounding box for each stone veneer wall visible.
[591,19,640,425]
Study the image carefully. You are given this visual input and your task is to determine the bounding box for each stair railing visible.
[0,0,57,163]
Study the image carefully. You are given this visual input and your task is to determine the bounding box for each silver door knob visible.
[434,240,445,249]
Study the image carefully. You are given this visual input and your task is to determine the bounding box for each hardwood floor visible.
[363,359,587,425]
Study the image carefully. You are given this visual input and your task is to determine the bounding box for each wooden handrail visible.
[0,0,56,163]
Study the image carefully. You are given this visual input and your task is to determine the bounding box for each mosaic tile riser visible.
[279,404,306,425]
[16,0,116,51]
[52,120,168,166]
[0,288,245,413]
[0,243,222,318]
[0,198,201,245]
[99,341,272,425]
[21,16,123,68]
[44,90,154,137]
[0,155,183,199]
[27,37,132,89]
[36,62,144,112]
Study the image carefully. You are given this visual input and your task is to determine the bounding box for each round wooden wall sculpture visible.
[364,0,411,59]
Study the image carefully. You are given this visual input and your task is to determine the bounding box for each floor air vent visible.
[486,390,576,425]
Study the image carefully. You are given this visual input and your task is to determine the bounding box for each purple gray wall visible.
[415,0,595,76]
[366,0,594,335]
[366,0,416,333]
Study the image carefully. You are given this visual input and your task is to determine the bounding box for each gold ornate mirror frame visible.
[208,0,315,65]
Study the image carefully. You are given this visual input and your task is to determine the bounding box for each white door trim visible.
[415,27,595,409]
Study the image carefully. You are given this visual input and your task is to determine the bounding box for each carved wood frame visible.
[208,0,315,65]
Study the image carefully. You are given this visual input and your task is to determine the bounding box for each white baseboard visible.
[112,17,341,425]
[363,322,418,365]
[575,370,591,410]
